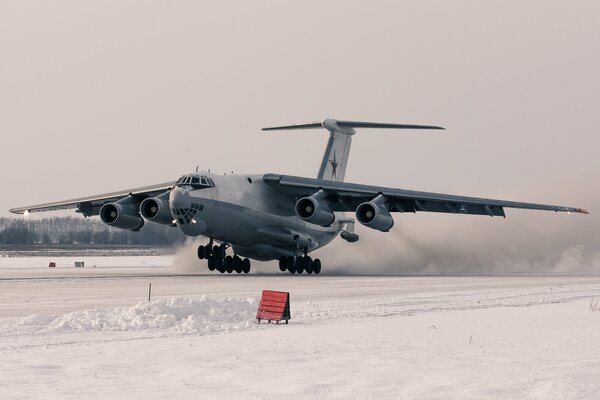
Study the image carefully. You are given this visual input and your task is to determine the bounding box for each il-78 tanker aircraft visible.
[10,119,588,274]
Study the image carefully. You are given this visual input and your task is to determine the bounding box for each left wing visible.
[263,174,589,217]
[9,182,174,216]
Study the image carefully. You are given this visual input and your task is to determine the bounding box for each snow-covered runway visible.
[1,258,599,399]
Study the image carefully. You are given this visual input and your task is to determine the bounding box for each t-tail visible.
[263,119,444,182]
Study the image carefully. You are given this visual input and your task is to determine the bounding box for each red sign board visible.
[256,290,291,324]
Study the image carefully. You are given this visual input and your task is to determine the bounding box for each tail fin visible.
[262,119,444,182]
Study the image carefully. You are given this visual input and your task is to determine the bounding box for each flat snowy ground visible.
[1,257,599,399]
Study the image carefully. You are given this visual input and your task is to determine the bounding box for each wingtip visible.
[578,208,590,215]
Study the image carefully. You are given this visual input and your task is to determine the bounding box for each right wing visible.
[263,174,589,217]
[9,182,174,216]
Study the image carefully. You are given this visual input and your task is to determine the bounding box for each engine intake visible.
[356,195,394,232]
[100,198,144,231]
[295,190,335,227]
[140,193,173,225]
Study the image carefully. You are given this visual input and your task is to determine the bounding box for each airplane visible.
[10,119,589,275]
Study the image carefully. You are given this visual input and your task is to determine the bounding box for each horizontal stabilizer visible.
[262,122,324,131]
[262,118,444,135]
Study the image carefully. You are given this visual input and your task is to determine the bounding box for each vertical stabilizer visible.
[316,123,354,181]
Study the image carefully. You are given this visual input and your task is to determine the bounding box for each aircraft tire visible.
[207,256,216,271]
[216,262,225,273]
[214,245,223,259]
[278,257,287,272]
[224,256,233,273]
[197,245,205,260]
[233,256,243,273]
[305,256,313,274]
[242,258,251,273]
[295,257,304,274]
[313,259,322,275]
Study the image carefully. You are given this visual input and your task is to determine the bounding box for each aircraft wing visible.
[9,182,175,216]
[263,174,589,217]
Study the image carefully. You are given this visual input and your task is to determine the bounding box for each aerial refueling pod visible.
[355,194,394,232]
[99,196,144,231]
[139,191,173,226]
[295,189,335,227]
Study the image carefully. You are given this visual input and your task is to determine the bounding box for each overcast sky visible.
[1,1,598,270]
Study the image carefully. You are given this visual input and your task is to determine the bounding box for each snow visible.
[1,257,600,399]
[11,297,257,335]
[0,255,172,270]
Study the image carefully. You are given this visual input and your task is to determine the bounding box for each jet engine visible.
[355,195,394,232]
[140,192,173,226]
[295,190,335,227]
[99,197,144,231]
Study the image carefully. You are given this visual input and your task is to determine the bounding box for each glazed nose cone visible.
[169,186,207,235]
[169,186,191,210]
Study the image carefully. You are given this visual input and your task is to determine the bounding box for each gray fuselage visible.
[169,172,341,261]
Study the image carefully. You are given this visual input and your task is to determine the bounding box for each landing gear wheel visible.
[224,256,233,273]
[295,257,304,274]
[312,259,321,275]
[233,256,243,273]
[305,256,313,274]
[278,256,287,272]
[197,245,206,260]
[214,245,224,259]
[242,258,251,274]
[216,256,226,273]
[207,256,216,271]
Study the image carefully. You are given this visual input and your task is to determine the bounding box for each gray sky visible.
[1,1,599,270]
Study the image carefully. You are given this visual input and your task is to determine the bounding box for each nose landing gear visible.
[198,242,251,274]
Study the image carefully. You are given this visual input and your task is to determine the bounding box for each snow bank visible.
[17,296,258,335]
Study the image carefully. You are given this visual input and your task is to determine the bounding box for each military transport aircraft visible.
[10,119,588,274]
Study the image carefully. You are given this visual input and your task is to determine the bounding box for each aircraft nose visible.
[169,186,191,210]
[169,187,207,234]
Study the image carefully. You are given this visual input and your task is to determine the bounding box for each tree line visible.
[0,217,185,246]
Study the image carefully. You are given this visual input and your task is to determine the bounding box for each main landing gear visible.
[197,243,251,274]
[278,256,322,275]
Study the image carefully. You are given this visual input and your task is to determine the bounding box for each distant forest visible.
[0,217,185,246]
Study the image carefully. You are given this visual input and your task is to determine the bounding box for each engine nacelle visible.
[100,198,144,231]
[356,197,394,232]
[295,190,335,227]
[140,194,173,226]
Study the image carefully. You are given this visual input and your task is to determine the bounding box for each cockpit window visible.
[175,175,214,189]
